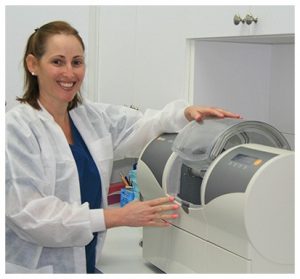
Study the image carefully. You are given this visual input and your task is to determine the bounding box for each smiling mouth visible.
[58,81,76,89]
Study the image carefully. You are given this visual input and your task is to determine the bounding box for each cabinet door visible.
[132,6,253,111]
[95,6,294,111]
[248,6,294,35]
[96,6,253,110]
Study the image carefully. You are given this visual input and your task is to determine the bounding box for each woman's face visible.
[34,34,85,107]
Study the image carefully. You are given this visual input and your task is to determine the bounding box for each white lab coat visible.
[5,99,189,273]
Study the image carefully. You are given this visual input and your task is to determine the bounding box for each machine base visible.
[143,225,251,273]
[143,225,294,273]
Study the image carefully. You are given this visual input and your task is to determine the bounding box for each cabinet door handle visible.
[244,14,258,25]
[233,14,245,25]
[234,14,258,25]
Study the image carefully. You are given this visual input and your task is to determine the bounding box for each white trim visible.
[185,39,195,105]
[87,6,101,101]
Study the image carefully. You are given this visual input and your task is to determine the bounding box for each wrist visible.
[103,207,125,229]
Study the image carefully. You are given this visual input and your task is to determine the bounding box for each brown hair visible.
[17,21,85,110]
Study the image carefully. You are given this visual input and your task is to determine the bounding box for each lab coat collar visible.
[36,100,55,122]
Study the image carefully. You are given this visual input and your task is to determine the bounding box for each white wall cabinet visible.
[247,6,294,36]
[96,6,294,108]
[95,5,294,148]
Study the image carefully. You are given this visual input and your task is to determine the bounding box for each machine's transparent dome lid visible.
[172,118,290,169]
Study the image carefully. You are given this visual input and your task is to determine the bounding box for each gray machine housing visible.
[137,119,294,273]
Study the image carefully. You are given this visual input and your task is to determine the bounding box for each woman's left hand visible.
[184,106,241,122]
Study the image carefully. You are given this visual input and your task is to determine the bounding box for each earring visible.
[31,72,35,76]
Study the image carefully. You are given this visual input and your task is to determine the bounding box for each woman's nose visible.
[62,63,75,77]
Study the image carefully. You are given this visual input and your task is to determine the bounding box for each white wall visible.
[193,41,272,120]
[5,5,91,111]
[193,40,294,148]
[269,44,295,147]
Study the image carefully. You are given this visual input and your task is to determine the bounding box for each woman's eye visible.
[72,60,84,67]
[52,59,63,66]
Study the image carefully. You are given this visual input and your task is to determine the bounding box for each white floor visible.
[97,225,162,274]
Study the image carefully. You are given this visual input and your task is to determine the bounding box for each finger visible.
[223,111,241,118]
[202,108,225,118]
[144,210,180,227]
[150,209,179,220]
[147,196,175,207]
[159,213,179,220]
[214,108,241,118]
[154,203,180,214]
[202,108,241,119]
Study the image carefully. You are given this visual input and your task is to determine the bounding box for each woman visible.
[5,21,240,273]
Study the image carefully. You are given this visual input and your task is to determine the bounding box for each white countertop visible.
[96,225,162,274]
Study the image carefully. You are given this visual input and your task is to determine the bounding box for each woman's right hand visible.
[104,196,180,228]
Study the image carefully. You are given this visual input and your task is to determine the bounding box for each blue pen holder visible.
[120,188,135,207]
[128,169,140,200]
[120,168,140,207]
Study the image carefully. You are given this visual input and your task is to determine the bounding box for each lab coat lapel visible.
[70,107,113,208]
[35,103,81,203]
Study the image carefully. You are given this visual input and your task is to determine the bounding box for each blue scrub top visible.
[69,117,102,273]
